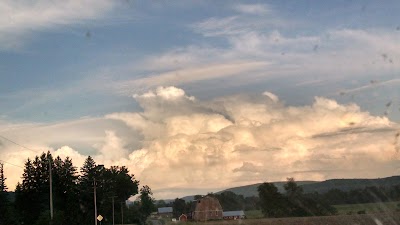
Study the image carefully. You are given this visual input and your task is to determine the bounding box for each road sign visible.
[97,215,103,221]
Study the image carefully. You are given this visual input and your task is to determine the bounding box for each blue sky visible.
[1,0,400,199]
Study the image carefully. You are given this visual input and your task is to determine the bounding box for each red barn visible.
[179,214,188,222]
[191,196,223,221]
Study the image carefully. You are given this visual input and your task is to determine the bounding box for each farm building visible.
[191,196,223,221]
[179,214,188,222]
[157,207,173,218]
[223,211,245,220]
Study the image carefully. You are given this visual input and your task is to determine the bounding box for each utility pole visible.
[94,178,97,225]
[121,202,124,225]
[49,159,53,224]
[110,196,117,225]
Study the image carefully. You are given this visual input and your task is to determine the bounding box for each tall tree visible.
[283,178,336,217]
[16,152,82,225]
[258,182,287,218]
[284,177,303,199]
[172,198,186,218]
[53,156,80,225]
[15,154,51,224]
[215,191,245,211]
[0,162,6,192]
[78,156,140,224]
[138,185,155,224]
[0,162,11,225]
[78,156,98,225]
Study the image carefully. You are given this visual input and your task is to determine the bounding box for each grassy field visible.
[334,201,400,215]
[157,202,400,225]
[160,212,400,225]
[245,201,400,217]
[244,210,263,219]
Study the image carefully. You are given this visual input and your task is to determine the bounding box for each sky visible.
[1,0,400,199]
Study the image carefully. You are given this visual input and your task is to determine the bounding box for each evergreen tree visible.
[79,157,140,224]
[78,156,98,225]
[15,157,43,224]
[53,156,80,225]
[0,162,6,192]
[0,162,11,225]
[16,152,82,225]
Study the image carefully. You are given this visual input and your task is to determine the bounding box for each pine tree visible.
[15,158,39,224]
[53,156,80,225]
[0,162,6,192]
[78,156,98,225]
[0,162,9,225]
[16,152,53,224]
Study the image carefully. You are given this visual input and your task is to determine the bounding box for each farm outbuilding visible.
[158,207,173,218]
[191,196,223,221]
[223,210,246,220]
[179,214,188,222]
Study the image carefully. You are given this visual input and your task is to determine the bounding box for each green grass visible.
[157,203,400,225]
[244,210,263,219]
[334,201,400,215]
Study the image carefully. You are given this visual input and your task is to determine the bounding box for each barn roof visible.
[223,211,245,217]
[158,207,173,214]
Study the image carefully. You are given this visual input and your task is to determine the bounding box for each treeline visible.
[148,179,400,220]
[310,185,400,205]
[258,178,337,217]
[159,178,337,219]
[0,152,156,225]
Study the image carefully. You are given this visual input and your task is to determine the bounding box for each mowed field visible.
[165,212,400,225]
[244,201,400,218]
[334,201,400,215]
[161,202,400,225]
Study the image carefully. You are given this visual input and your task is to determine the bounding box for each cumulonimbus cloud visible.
[1,86,399,199]
[106,86,400,198]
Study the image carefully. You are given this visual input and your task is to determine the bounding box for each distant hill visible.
[174,181,316,202]
[159,176,400,203]
[161,176,400,202]
[301,176,400,194]
[218,181,317,197]
[219,176,400,197]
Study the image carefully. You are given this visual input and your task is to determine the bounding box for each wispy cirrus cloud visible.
[0,0,119,50]
[4,1,400,122]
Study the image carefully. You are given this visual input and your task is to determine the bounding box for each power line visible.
[0,159,24,169]
[0,135,40,154]
[0,135,54,221]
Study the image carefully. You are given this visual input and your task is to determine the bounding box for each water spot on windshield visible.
[85,31,91,39]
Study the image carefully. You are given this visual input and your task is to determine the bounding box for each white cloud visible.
[122,24,400,96]
[263,91,279,103]
[1,86,400,199]
[107,86,400,198]
[0,116,139,189]
[114,61,270,94]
